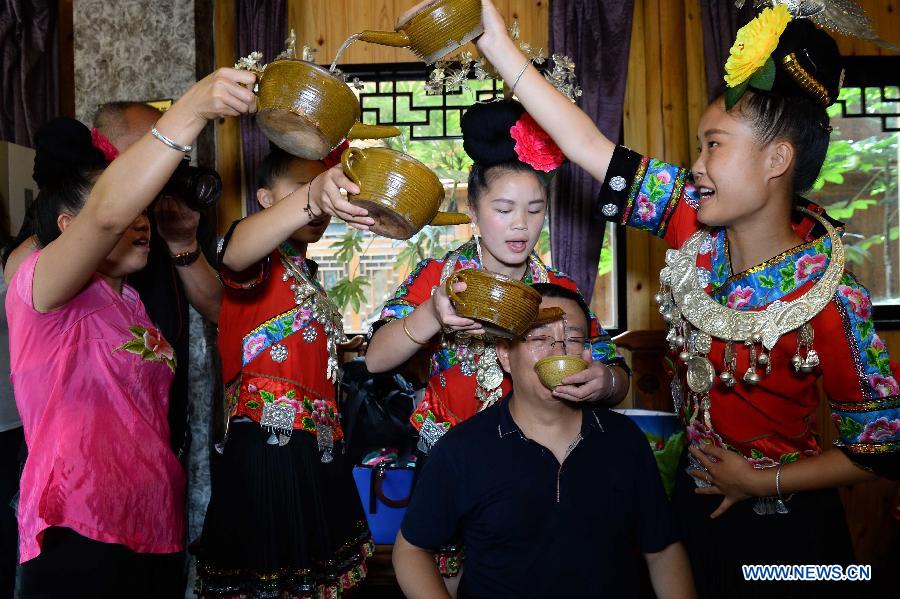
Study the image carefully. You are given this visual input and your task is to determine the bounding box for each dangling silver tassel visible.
[719,341,737,387]
[743,340,760,385]
[316,422,334,463]
[753,496,777,516]
[775,497,790,514]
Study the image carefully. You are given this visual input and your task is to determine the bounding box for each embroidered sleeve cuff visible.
[218,219,270,290]
[836,441,900,480]
[598,145,644,222]
[367,302,417,339]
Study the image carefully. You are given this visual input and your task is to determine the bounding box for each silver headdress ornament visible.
[236,30,363,91]
[425,20,582,102]
[736,0,900,51]
[275,29,319,62]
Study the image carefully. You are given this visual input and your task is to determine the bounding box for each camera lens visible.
[188,169,222,210]
[164,161,223,211]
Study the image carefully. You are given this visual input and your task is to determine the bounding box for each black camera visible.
[162,159,222,212]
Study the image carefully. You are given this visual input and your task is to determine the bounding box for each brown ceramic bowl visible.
[342,147,469,239]
[444,268,542,339]
[357,0,484,64]
[534,355,589,390]
[255,59,399,160]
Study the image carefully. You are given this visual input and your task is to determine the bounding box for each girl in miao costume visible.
[477,0,899,596]
[194,146,374,598]
[365,99,630,580]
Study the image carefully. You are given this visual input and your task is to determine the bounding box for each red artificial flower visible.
[91,128,119,162]
[509,113,565,172]
[322,140,350,169]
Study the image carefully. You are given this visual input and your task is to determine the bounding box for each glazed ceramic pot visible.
[255,59,400,160]
[444,268,542,339]
[357,0,484,64]
[341,147,469,240]
[534,355,589,390]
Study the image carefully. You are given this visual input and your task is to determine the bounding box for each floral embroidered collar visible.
[704,230,836,310]
[695,199,844,310]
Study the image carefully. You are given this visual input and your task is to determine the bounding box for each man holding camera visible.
[94,101,220,323]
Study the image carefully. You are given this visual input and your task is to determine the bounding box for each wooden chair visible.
[612,329,671,412]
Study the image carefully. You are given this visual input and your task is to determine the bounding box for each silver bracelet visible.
[151,126,192,153]
[509,59,530,97]
[605,363,618,400]
[774,463,791,514]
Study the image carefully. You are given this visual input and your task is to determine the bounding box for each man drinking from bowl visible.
[392,283,696,598]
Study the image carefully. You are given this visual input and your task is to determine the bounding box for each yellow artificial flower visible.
[724,4,792,88]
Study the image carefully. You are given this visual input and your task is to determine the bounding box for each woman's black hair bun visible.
[461,100,525,167]
[32,117,108,187]
[772,19,843,106]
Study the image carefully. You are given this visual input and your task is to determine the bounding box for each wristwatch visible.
[171,245,202,267]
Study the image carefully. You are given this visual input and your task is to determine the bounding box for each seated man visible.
[393,283,696,598]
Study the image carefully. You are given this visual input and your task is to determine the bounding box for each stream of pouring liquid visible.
[330,33,362,72]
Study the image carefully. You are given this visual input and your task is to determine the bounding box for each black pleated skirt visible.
[673,449,867,599]
[193,420,373,598]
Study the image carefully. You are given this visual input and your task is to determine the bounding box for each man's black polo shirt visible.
[401,396,678,598]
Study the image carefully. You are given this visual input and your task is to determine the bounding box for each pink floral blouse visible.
[6,251,184,562]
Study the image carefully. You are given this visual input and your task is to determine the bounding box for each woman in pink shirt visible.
[6,68,256,598]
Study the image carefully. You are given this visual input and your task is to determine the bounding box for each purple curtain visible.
[700,0,755,102]
[0,0,59,146]
[548,0,634,302]
[237,0,286,215]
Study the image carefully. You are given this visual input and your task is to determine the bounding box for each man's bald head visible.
[93,101,162,152]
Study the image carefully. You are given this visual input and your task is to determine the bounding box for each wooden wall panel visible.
[623,0,651,335]
[57,0,75,118]
[834,0,900,57]
[214,0,244,235]
[683,0,706,166]
[623,0,703,338]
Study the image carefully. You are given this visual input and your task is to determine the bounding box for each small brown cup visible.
[534,355,589,390]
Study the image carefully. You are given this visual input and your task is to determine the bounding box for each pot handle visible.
[444,270,468,312]
[534,307,565,325]
[341,147,366,187]
[357,29,412,49]
[347,122,401,140]
[429,212,471,227]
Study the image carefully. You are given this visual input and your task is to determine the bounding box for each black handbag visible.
[340,358,419,465]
